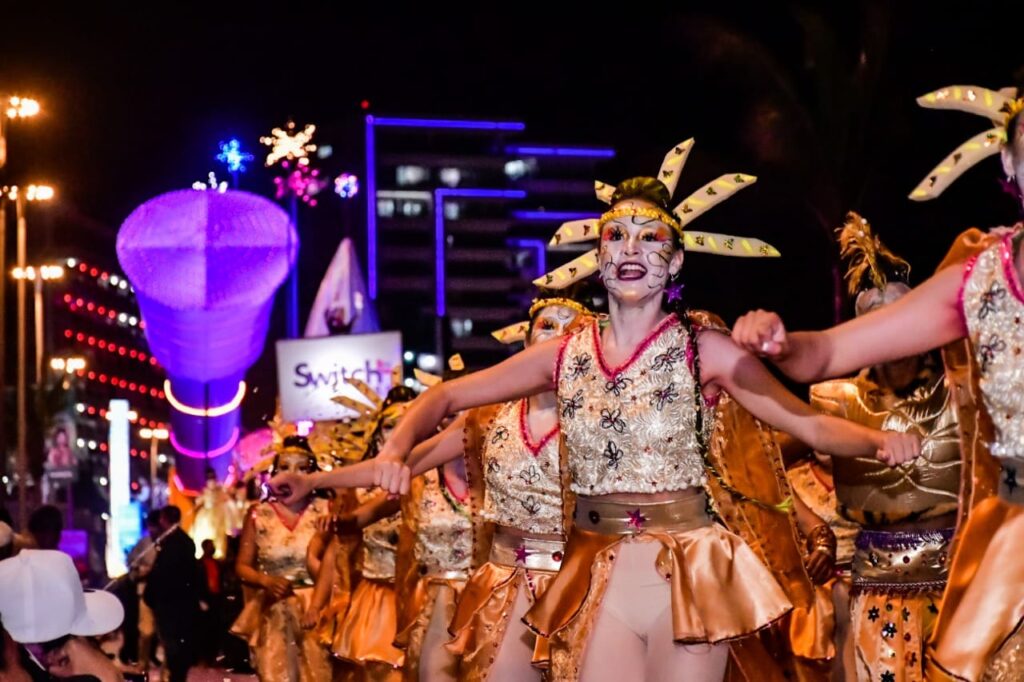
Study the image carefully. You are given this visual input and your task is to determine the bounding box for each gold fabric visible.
[481,399,564,535]
[333,578,405,672]
[850,590,939,682]
[703,386,832,668]
[488,529,565,572]
[573,490,712,535]
[810,373,961,525]
[961,237,1024,462]
[231,587,332,682]
[850,528,952,591]
[524,494,791,645]
[556,315,709,495]
[357,488,401,581]
[788,460,859,565]
[408,468,472,579]
[928,496,1024,681]
[229,499,331,682]
[392,468,471,679]
[447,560,556,680]
[251,499,328,586]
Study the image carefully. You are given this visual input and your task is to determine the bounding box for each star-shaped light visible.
[216,138,254,174]
[274,160,327,206]
[261,121,317,167]
[626,508,646,531]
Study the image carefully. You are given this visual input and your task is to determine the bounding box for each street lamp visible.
[13,264,65,381]
[9,184,54,530]
[139,427,169,489]
[0,95,41,170]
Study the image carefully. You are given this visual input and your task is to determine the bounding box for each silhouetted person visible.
[143,506,199,682]
[27,505,63,551]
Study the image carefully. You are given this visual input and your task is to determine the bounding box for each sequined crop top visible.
[810,373,960,525]
[556,315,709,495]
[480,399,564,535]
[357,488,401,581]
[252,498,328,587]
[412,468,472,578]
[961,238,1024,462]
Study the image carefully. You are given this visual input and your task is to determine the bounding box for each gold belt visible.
[851,527,953,593]
[573,491,711,536]
[490,529,565,572]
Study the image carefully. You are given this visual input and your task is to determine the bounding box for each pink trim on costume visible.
[441,468,470,503]
[957,254,980,336]
[519,398,559,457]
[999,236,1024,306]
[553,332,574,389]
[270,501,308,532]
[592,313,679,379]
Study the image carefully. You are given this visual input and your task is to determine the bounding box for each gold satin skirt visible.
[332,578,405,676]
[927,492,1024,681]
[447,530,562,681]
[229,586,332,682]
[394,575,466,681]
[524,492,792,675]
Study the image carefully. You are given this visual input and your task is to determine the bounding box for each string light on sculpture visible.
[163,380,246,418]
[74,368,165,399]
[334,173,360,199]
[60,294,144,329]
[216,138,254,174]
[192,172,228,193]
[260,121,317,167]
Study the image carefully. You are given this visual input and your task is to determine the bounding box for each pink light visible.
[170,427,240,459]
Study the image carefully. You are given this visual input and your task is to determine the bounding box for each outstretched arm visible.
[699,330,919,465]
[732,264,965,383]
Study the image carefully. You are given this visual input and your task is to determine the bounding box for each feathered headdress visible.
[837,212,910,296]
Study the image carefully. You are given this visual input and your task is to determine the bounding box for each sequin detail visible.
[557,316,708,495]
[357,488,401,581]
[961,239,1024,462]
[252,498,329,586]
[412,468,472,578]
[481,400,563,535]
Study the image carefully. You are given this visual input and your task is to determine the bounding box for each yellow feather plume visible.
[837,212,910,297]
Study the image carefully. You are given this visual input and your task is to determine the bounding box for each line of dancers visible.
[235,83,1023,681]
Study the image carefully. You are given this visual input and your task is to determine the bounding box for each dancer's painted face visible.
[276,451,315,476]
[528,304,582,346]
[598,199,683,304]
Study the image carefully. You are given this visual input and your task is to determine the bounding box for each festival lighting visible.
[261,121,316,167]
[334,173,359,199]
[117,189,295,490]
[216,138,253,174]
[6,96,40,119]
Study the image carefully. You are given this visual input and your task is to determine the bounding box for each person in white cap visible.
[0,549,124,680]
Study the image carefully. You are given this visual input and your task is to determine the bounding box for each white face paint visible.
[528,304,582,346]
[597,199,683,306]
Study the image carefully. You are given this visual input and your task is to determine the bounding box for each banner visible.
[276,331,402,422]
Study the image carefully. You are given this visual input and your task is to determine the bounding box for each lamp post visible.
[139,427,169,490]
[10,184,54,530]
[0,95,41,493]
[0,95,41,170]
[13,264,64,382]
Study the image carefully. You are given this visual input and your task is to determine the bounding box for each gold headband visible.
[528,297,592,319]
[597,206,681,235]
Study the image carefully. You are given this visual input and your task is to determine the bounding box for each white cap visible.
[0,550,124,643]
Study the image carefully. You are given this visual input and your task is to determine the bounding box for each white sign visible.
[276,331,402,422]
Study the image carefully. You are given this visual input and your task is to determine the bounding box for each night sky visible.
[3,3,1024,419]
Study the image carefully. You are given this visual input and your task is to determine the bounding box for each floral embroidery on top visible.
[599,408,626,433]
[567,353,592,380]
[561,390,584,419]
[651,383,679,411]
[651,346,687,373]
